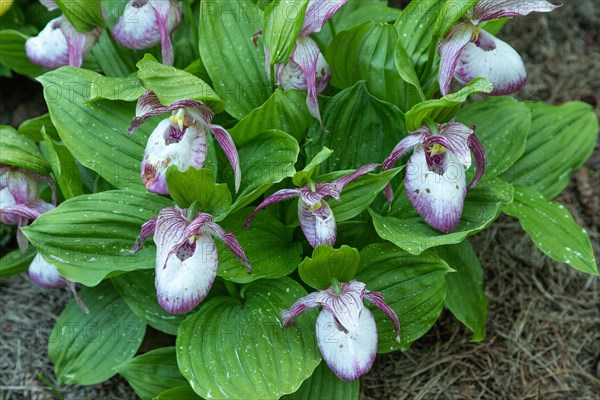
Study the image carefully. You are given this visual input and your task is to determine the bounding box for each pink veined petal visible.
[331,163,379,193]
[405,147,467,233]
[209,124,241,193]
[316,280,366,333]
[473,0,560,22]
[60,17,102,68]
[6,170,33,204]
[131,217,157,253]
[155,232,218,314]
[136,90,164,118]
[381,133,426,202]
[39,0,59,11]
[244,188,302,229]
[154,206,189,270]
[150,0,180,65]
[162,210,212,266]
[364,290,400,342]
[2,200,54,221]
[301,0,348,36]
[298,198,337,248]
[28,253,67,289]
[25,17,69,69]
[202,221,252,274]
[438,22,477,96]
[315,307,378,382]
[454,30,527,95]
[281,291,319,327]
[289,36,325,124]
[300,183,338,205]
[467,133,487,190]
[437,121,475,169]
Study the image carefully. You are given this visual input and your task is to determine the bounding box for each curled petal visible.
[473,0,560,22]
[209,124,241,193]
[155,233,218,314]
[28,253,67,289]
[381,133,425,202]
[2,200,54,221]
[298,198,336,248]
[438,121,475,169]
[316,308,378,381]
[281,292,319,326]
[454,31,526,95]
[244,189,301,228]
[316,280,366,333]
[202,221,252,274]
[438,22,477,96]
[301,0,348,36]
[151,0,177,65]
[300,183,339,205]
[331,163,379,193]
[364,290,400,342]
[467,133,487,190]
[405,147,467,233]
[131,217,157,253]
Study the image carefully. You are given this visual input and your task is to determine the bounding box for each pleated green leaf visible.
[18,113,60,142]
[166,167,232,217]
[56,0,106,32]
[154,386,202,400]
[298,245,360,290]
[0,248,36,279]
[282,361,358,400]
[40,130,84,199]
[0,125,50,173]
[0,29,45,78]
[263,0,309,64]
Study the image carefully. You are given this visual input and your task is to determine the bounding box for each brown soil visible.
[1,1,598,399]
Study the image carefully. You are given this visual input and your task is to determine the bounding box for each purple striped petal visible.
[364,290,400,342]
[437,122,474,169]
[300,183,339,204]
[154,207,189,270]
[454,30,527,95]
[131,217,157,253]
[209,124,241,193]
[203,221,252,274]
[382,133,426,202]
[473,0,560,22]
[301,0,348,36]
[281,292,319,326]
[405,147,467,233]
[467,133,487,190]
[155,232,218,314]
[298,198,337,248]
[151,0,176,65]
[438,22,477,96]
[316,307,378,381]
[28,253,67,289]
[316,280,366,333]
[244,189,302,228]
[331,163,379,192]
[25,17,69,69]
[60,18,101,68]
[1,200,54,222]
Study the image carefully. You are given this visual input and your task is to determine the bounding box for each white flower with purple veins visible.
[438,0,559,95]
[382,122,487,233]
[244,163,378,248]
[0,165,55,250]
[263,0,348,124]
[128,90,241,195]
[25,2,102,69]
[282,280,400,381]
[112,0,181,65]
[131,206,252,314]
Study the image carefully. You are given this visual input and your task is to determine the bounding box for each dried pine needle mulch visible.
[1,1,599,399]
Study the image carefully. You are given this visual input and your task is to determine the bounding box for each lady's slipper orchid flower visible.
[112,0,181,65]
[438,0,559,95]
[245,163,377,248]
[128,90,241,195]
[25,16,102,69]
[0,165,56,250]
[382,122,487,233]
[282,280,400,381]
[262,0,348,124]
[131,206,252,314]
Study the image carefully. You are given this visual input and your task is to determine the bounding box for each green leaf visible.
[176,278,321,399]
[0,30,45,78]
[230,89,311,144]
[298,245,360,290]
[503,185,597,275]
[155,386,202,400]
[112,270,186,335]
[356,243,452,351]
[39,130,84,199]
[18,113,60,142]
[434,0,478,38]
[456,96,531,180]
[116,347,188,400]
[37,67,152,191]
[23,191,173,286]
[292,147,334,186]
[228,129,299,212]
[0,248,36,279]
[371,178,514,255]
[166,167,232,217]
[263,0,309,64]
[87,74,146,102]
[0,125,50,173]
[91,31,136,77]
[136,54,224,112]
[199,0,270,119]
[395,39,426,101]
[501,101,598,199]
[436,241,488,341]
[282,360,358,400]
[56,0,106,32]
[326,21,422,111]
[216,208,303,283]
[334,0,400,33]
[49,281,146,385]
[306,82,405,174]
[405,78,493,131]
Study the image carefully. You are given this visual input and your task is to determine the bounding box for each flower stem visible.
[184,0,200,58]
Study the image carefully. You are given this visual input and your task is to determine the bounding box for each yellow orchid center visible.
[472,26,481,42]
[169,109,186,131]
[429,143,447,156]
[309,200,322,212]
